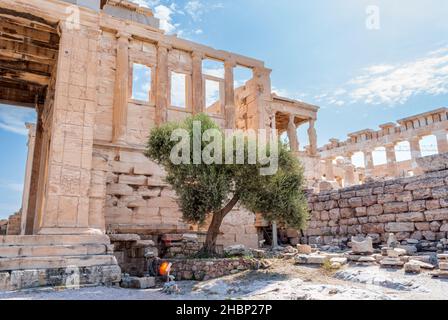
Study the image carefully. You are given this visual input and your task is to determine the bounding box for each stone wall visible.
[168,258,258,281]
[305,155,448,245]
[0,220,7,235]
[6,213,21,236]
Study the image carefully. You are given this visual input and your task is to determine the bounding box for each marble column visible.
[155,42,170,126]
[435,131,448,154]
[364,150,374,176]
[224,59,236,129]
[287,115,299,152]
[409,136,422,170]
[385,143,398,177]
[325,158,335,181]
[20,123,36,235]
[343,154,355,187]
[308,119,318,156]
[112,32,131,144]
[191,51,204,114]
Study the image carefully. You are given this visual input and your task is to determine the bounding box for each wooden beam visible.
[0,7,58,29]
[1,18,58,41]
[0,40,56,65]
[0,86,39,106]
[0,67,50,86]
[0,58,52,75]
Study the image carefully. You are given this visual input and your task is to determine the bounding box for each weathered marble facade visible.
[0,0,319,290]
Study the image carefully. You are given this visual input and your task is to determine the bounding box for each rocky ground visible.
[1,260,447,300]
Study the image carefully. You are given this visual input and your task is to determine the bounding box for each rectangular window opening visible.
[131,63,152,102]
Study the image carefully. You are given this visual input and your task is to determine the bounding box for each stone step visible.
[0,255,117,272]
[0,235,111,247]
[0,244,109,258]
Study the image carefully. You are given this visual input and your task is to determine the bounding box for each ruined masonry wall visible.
[91,147,258,248]
[305,169,448,244]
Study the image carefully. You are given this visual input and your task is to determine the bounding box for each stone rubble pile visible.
[162,233,201,258]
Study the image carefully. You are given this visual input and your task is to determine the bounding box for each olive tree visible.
[146,113,308,255]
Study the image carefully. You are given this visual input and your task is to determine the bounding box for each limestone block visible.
[416,153,448,172]
[108,234,140,242]
[295,254,329,265]
[404,262,421,274]
[367,204,383,216]
[121,276,155,289]
[107,184,133,196]
[432,187,448,199]
[147,197,178,208]
[424,209,448,221]
[348,197,363,208]
[377,194,395,204]
[147,176,169,187]
[351,236,373,254]
[137,187,161,198]
[380,258,405,268]
[415,222,430,231]
[430,221,441,232]
[385,184,404,194]
[340,208,355,219]
[329,208,340,220]
[396,212,425,222]
[297,244,312,254]
[355,207,367,217]
[438,262,448,270]
[119,175,147,186]
[422,231,436,241]
[385,222,415,233]
[407,259,434,270]
[383,202,409,214]
[361,223,384,234]
[133,162,163,176]
[111,162,133,174]
[377,214,397,223]
[413,188,432,200]
[405,178,445,191]
[409,200,426,212]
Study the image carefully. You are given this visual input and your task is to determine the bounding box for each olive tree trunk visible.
[202,195,240,255]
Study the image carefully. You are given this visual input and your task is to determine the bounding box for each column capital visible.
[253,66,272,77]
[116,31,132,40]
[192,51,205,60]
[157,41,172,51]
[224,59,237,69]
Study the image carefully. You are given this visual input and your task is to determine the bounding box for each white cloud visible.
[320,47,448,107]
[154,4,177,34]
[0,104,36,136]
[185,0,205,21]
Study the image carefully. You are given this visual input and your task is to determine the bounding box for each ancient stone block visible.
[362,223,384,234]
[396,212,425,222]
[424,209,448,221]
[340,208,355,219]
[405,178,445,191]
[107,184,133,196]
[377,193,395,204]
[385,222,415,232]
[383,202,408,214]
[377,214,396,223]
[432,186,448,199]
[348,197,363,208]
[408,200,426,212]
[367,204,383,216]
[355,207,367,217]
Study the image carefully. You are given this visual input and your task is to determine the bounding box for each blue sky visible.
[1,0,447,218]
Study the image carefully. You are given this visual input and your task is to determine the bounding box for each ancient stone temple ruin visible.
[0,0,319,290]
[319,108,448,189]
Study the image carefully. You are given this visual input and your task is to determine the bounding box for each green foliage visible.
[146,113,309,230]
